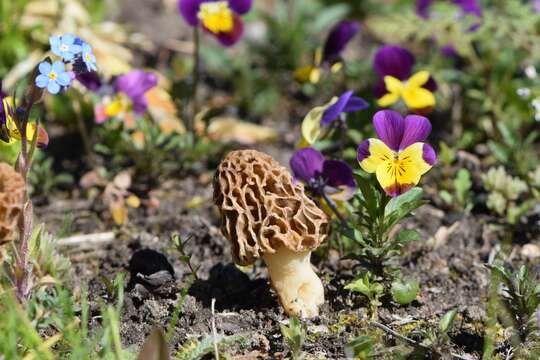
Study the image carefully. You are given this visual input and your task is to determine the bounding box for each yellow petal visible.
[330,62,343,73]
[294,65,315,83]
[377,93,400,107]
[384,76,403,94]
[374,142,433,196]
[407,71,430,88]
[105,99,124,117]
[398,142,433,178]
[314,47,323,67]
[402,87,436,109]
[126,195,141,208]
[301,106,324,145]
[359,139,394,173]
[309,67,321,84]
[110,201,128,225]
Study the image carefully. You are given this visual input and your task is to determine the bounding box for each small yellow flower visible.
[198,1,234,34]
[377,71,436,110]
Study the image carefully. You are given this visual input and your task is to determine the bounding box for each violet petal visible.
[322,20,360,64]
[373,110,404,151]
[321,91,353,126]
[228,0,252,14]
[373,45,415,80]
[178,0,202,26]
[323,159,356,189]
[290,147,325,183]
[399,115,432,150]
[422,143,437,165]
[215,14,244,47]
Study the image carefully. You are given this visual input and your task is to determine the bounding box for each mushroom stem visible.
[263,246,324,318]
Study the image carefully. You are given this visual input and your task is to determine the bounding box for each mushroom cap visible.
[213,149,329,266]
[0,162,25,244]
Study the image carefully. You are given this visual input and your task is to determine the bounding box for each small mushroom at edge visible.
[213,149,329,318]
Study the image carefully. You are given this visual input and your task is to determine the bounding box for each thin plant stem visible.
[190,25,201,135]
[73,99,95,168]
[338,114,347,158]
[321,191,347,256]
[13,98,35,303]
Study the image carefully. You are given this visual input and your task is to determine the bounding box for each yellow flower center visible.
[198,1,234,34]
[49,71,57,80]
[60,44,69,52]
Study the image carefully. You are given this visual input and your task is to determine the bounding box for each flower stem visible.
[321,191,347,256]
[73,99,95,168]
[190,26,201,135]
[13,104,33,303]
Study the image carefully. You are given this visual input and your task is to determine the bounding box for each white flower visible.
[525,65,537,79]
[517,88,531,98]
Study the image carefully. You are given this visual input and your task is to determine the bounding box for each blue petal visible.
[70,44,82,54]
[57,72,71,86]
[52,61,65,74]
[35,74,49,88]
[63,52,74,61]
[47,81,60,94]
[38,61,52,75]
[62,34,75,44]
[49,36,60,47]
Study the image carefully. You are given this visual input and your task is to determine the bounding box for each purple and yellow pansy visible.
[357,110,436,197]
[178,0,252,46]
[94,70,158,124]
[374,45,437,112]
[290,147,356,204]
[300,90,368,146]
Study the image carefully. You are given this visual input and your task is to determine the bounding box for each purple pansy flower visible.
[290,147,356,202]
[357,110,437,197]
[178,0,252,47]
[114,70,158,114]
[321,90,369,126]
[322,20,360,64]
[373,45,437,99]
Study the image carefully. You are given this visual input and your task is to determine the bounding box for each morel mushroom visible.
[0,163,25,244]
[213,149,329,318]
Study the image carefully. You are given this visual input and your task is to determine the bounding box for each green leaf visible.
[344,335,373,359]
[391,279,419,305]
[396,229,421,244]
[384,188,426,229]
[439,309,457,334]
[487,140,509,164]
[439,190,453,204]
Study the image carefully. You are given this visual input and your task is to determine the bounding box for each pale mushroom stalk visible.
[263,247,324,318]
